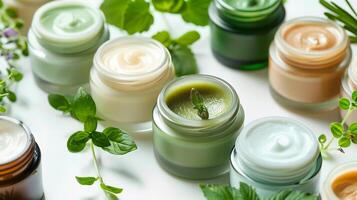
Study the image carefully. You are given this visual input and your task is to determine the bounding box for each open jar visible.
[28,0,109,94]
[269,17,351,111]
[0,116,43,200]
[153,75,244,179]
[209,0,285,70]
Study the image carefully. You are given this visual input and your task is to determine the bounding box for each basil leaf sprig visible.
[190,88,209,120]
[152,31,199,76]
[48,88,137,200]
[320,0,357,43]
[319,91,357,155]
[200,182,318,200]
[0,1,27,113]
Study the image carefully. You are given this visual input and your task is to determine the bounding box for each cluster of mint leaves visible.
[0,0,27,113]
[48,88,137,200]
[200,182,318,200]
[319,91,357,154]
[100,0,211,77]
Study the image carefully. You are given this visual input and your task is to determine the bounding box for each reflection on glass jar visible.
[0,116,44,200]
[153,75,244,179]
[269,17,351,111]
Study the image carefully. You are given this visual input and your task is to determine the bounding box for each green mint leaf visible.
[48,94,71,112]
[339,97,351,110]
[200,184,240,200]
[5,8,18,18]
[181,0,211,26]
[318,134,327,144]
[72,87,96,122]
[352,135,357,144]
[191,88,209,120]
[75,176,98,185]
[152,31,172,47]
[100,0,129,28]
[91,131,110,148]
[102,127,137,155]
[7,90,16,102]
[100,183,123,194]
[170,45,198,76]
[152,0,185,13]
[353,91,357,102]
[67,131,89,153]
[84,117,98,133]
[0,0,3,8]
[238,182,260,200]
[339,136,351,147]
[269,190,318,200]
[105,192,119,200]
[0,106,6,113]
[175,31,201,46]
[330,122,344,138]
[9,69,23,82]
[349,123,357,135]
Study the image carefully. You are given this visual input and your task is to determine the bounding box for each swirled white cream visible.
[100,39,165,75]
[0,119,29,164]
[236,117,319,184]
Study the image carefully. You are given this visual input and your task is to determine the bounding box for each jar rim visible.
[157,74,240,133]
[216,0,281,13]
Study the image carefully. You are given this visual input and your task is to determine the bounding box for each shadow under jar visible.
[90,37,175,134]
[341,64,357,125]
[269,17,351,111]
[153,75,244,179]
[209,0,285,70]
[0,116,43,200]
[28,0,109,95]
[230,117,322,198]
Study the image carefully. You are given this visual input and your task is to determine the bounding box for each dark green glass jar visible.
[209,0,285,70]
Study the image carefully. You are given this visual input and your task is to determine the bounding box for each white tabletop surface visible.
[7,0,357,199]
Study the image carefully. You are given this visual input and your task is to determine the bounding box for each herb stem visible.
[90,141,103,183]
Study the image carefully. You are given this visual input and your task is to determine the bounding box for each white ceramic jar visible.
[90,37,175,133]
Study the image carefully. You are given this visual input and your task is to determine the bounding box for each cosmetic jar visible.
[90,37,175,134]
[269,17,351,111]
[28,0,109,94]
[321,162,357,200]
[0,116,43,200]
[209,0,285,70]
[153,75,244,179]
[341,64,357,125]
[230,117,321,198]
[3,0,51,34]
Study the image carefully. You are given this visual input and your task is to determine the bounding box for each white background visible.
[7,0,357,199]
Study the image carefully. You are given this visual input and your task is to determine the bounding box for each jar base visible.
[270,87,338,112]
[99,119,152,134]
[33,73,88,95]
[154,150,228,180]
[212,50,268,70]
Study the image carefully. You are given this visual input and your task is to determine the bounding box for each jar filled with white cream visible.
[230,117,322,198]
[90,37,175,133]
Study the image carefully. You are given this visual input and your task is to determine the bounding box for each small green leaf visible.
[100,0,129,28]
[0,106,6,113]
[181,0,211,26]
[352,91,357,102]
[91,131,110,148]
[191,88,209,120]
[339,137,351,147]
[200,184,240,200]
[318,134,327,144]
[152,0,185,13]
[5,8,18,18]
[67,131,89,153]
[239,182,260,200]
[105,192,118,200]
[349,123,357,135]
[175,31,200,46]
[48,94,71,112]
[72,87,96,122]
[75,176,98,185]
[269,190,318,200]
[152,31,172,47]
[84,117,97,133]
[170,45,198,76]
[102,127,137,155]
[123,0,154,34]
[330,122,344,138]
[9,69,23,82]
[7,90,16,102]
[100,183,123,194]
[351,135,357,144]
[339,98,351,110]
[0,0,3,8]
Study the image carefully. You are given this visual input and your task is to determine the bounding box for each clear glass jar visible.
[90,37,175,134]
[209,0,285,70]
[321,162,357,200]
[153,75,244,179]
[0,116,43,200]
[28,0,109,94]
[230,117,322,198]
[341,63,357,125]
[269,17,351,111]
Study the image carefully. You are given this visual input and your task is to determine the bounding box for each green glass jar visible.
[28,1,109,94]
[153,75,244,179]
[209,0,285,70]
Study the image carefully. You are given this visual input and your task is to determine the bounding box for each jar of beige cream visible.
[269,17,351,111]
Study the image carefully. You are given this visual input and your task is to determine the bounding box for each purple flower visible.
[3,28,18,38]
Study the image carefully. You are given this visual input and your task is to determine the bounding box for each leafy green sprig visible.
[319,91,357,154]
[190,88,209,119]
[200,182,318,200]
[48,88,137,200]
[0,0,27,113]
[320,0,357,43]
